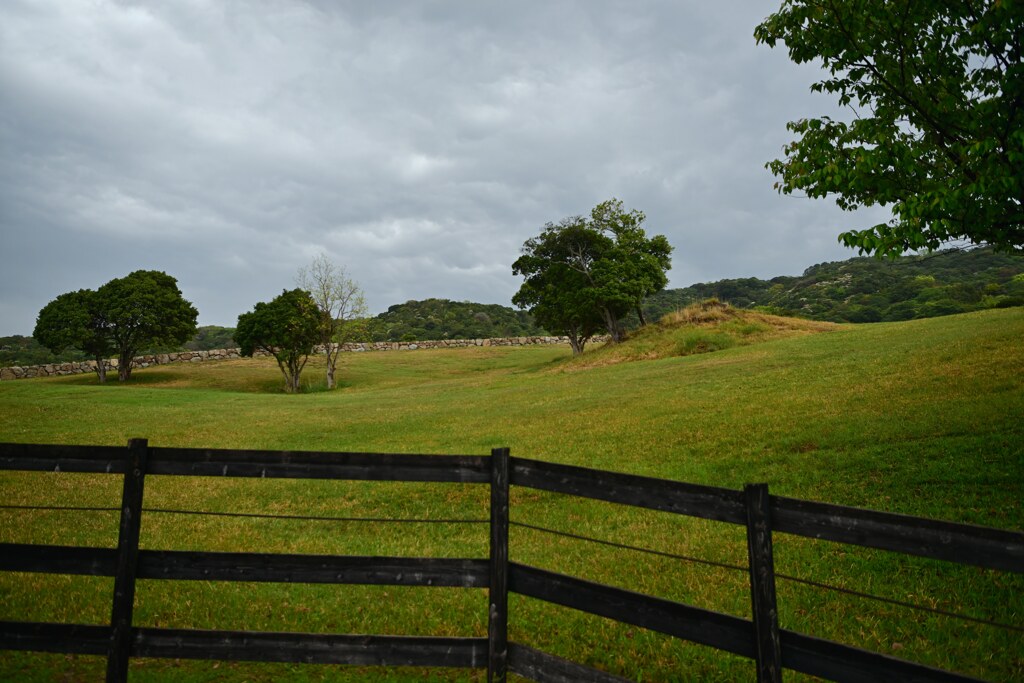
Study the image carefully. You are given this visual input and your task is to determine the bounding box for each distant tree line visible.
[364,299,547,343]
[6,299,545,368]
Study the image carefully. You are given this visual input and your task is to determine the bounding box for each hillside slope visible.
[569,299,837,368]
[1,308,1021,681]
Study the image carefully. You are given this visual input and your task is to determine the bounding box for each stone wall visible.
[0,335,585,381]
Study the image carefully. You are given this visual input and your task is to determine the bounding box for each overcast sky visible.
[0,1,891,336]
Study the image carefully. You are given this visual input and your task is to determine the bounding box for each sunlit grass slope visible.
[0,307,1021,681]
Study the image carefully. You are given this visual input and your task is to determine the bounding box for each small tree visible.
[33,289,113,382]
[98,271,199,381]
[235,289,323,393]
[296,254,367,390]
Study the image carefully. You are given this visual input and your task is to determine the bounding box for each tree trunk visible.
[568,336,584,356]
[601,308,623,343]
[326,344,338,390]
[94,357,107,383]
[636,305,648,327]
[273,355,293,393]
[288,359,299,393]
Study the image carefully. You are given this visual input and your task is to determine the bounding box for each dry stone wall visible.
[0,335,587,381]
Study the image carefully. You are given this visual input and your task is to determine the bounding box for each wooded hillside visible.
[640,247,1024,324]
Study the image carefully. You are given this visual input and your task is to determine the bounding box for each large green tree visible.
[513,217,609,355]
[513,200,673,352]
[98,271,199,381]
[33,289,113,382]
[33,271,197,383]
[296,254,367,390]
[755,1,1023,257]
[235,289,324,393]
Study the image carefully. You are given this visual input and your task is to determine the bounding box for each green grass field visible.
[1,307,1022,681]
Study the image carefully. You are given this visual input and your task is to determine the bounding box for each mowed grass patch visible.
[1,308,1022,681]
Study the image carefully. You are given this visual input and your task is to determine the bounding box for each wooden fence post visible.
[106,438,149,683]
[745,483,782,683]
[488,447,510,683]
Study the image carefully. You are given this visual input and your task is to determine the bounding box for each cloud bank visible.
[0,1,889,335]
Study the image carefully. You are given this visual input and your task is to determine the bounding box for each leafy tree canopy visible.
[755,1,1023,256]
[33,289,113,382]
[513,217,609,355]
[31,271,197,382]
[512,199,673,353]
[235,288,324,393]
[98,270,199,381]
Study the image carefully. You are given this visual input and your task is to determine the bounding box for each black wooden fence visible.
[0,440,1021,682]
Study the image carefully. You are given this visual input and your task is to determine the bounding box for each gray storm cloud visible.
[0,1,889,335]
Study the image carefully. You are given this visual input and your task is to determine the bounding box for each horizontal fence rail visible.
[510,456,1024,573]
[509,563,756,658]
[0,544,490,587]
[1,440,1020,682]
[0,622,489,668]
[0,442,490,482]
[770,495,1024,572]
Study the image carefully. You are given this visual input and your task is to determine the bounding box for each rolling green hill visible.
[0,307,1021,681]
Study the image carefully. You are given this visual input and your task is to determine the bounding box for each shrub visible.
[674,330,736,356]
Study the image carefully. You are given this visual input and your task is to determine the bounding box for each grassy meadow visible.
[1,307,1022,681]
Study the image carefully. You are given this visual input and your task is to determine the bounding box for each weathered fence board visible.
[0,543,116,576]
[106,437,148,683]
[488,447,510,682]
[771,495,1024,572]
[148,447,490,482]
[0,443,489,482]
[131,628,488,668]
[138,551,489,586]
[0,442,127,474]
[510,457,747,524]
[508,563,756,659]
[0,620,110,655]
[779,629,983,683]
[0,544,488,586]
[745,484,781,683]
[0,621,490,669]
